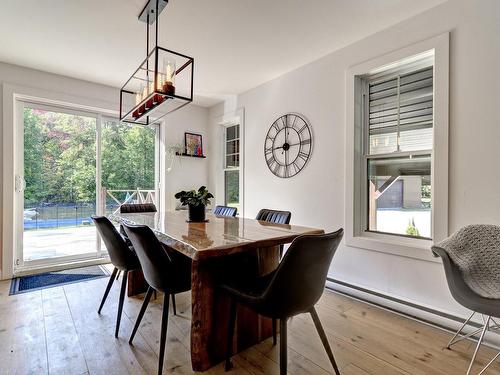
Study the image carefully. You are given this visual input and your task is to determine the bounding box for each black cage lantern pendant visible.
[120,0,194,125]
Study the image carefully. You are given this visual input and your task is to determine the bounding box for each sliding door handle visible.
[15,175,26,193]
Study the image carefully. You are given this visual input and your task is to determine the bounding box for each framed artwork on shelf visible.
[184,132,204,156]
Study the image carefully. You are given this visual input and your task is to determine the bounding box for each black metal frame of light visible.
[119,0,194,125]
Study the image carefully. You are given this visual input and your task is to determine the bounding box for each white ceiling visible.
[0,0,447,106]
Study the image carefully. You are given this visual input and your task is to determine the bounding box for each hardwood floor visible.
[1,275,500,375]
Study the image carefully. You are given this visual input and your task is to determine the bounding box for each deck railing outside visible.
[103,187,156,214]
[24,188,156,230]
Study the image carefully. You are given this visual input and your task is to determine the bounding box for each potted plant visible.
[174,186,214,222]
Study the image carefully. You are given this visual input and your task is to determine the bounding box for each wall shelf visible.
[176,152,206,159]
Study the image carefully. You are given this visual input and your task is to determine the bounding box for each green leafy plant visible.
[167,143,184,157]
[406,218,420,237]
[174,186,214,207]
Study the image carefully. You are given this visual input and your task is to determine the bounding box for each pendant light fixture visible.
[120,0,194,125]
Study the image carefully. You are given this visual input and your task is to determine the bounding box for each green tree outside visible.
[23,108,155,207]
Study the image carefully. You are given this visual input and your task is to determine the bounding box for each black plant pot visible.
[188,204,206,222]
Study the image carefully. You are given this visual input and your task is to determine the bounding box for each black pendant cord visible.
[146,13,149,81]
[143,0,164,85]
[154,0,159,90]
[145,11,150,125]
[155,0,159,49]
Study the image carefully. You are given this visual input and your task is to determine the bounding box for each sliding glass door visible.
[15,102,159,272]
[21,103,98,265]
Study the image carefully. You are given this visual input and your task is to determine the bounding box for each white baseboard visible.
[326,278,500,350]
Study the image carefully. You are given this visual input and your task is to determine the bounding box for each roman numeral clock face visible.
[264,114,313,178]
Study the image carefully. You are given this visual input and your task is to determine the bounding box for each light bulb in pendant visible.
[163,59,176,96]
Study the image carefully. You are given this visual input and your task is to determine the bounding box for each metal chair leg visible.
[280,318,287,375]
[479,350,500,375]
[116,269,121,281]
[158,293,170,375]
[98,267,118,314]
[115,270,128,338]
[129,286,154,344]
[310,307,341,375]
[272,318,277,345]
[172,294,177,315]
[447,311,476,349]
[225,299,237,372]
[466,316,490,375]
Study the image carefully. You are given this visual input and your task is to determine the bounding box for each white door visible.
[14,101,103,272]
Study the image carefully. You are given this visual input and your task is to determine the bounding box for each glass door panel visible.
[101,118,158,216]
[22,104,99,263]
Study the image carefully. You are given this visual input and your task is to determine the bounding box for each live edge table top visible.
[110,210,324,261]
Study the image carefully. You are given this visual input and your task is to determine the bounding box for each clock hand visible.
[275,140,303,151]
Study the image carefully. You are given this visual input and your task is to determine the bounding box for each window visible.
[346,34,448,259]
[362,60,433,239]
[223,124,240,210]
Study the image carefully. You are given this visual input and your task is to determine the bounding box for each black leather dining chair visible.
[117,203,183,311]
[255,208,293,344]
[213,205,238,217]
[256,208,291,258]
[92,216,141,338]
[123,223,192,375]
[119,202,157,213]
[255,208,291,225]
[221,229,343,375]
[118,202,157,249]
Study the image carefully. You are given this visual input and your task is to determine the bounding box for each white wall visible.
[208,0,500,319]
[0,62,208,278]
[162,105,209,211]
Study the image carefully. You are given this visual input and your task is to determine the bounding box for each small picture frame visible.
[184,132,203,156]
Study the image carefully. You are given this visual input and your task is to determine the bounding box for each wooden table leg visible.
[127,269,148,297]
[190,246,279,371]
[191,259,216,370]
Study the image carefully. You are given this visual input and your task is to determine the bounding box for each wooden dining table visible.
[110,210,324,371]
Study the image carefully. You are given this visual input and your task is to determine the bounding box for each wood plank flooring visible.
[1,275,500,375]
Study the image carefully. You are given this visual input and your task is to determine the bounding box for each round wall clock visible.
[264,113,313,178]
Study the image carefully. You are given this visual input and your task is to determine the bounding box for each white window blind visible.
[368,66,433,155]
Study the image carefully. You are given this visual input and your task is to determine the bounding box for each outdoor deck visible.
[22,190,155,262]
[24,226,100,261]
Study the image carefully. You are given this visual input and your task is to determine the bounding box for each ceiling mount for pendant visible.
[138,0,169,24]
[120,0,194,125]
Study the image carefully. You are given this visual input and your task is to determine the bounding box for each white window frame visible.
[345,33,449,261]
[223,124,240,207]
[215,108,245,217]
